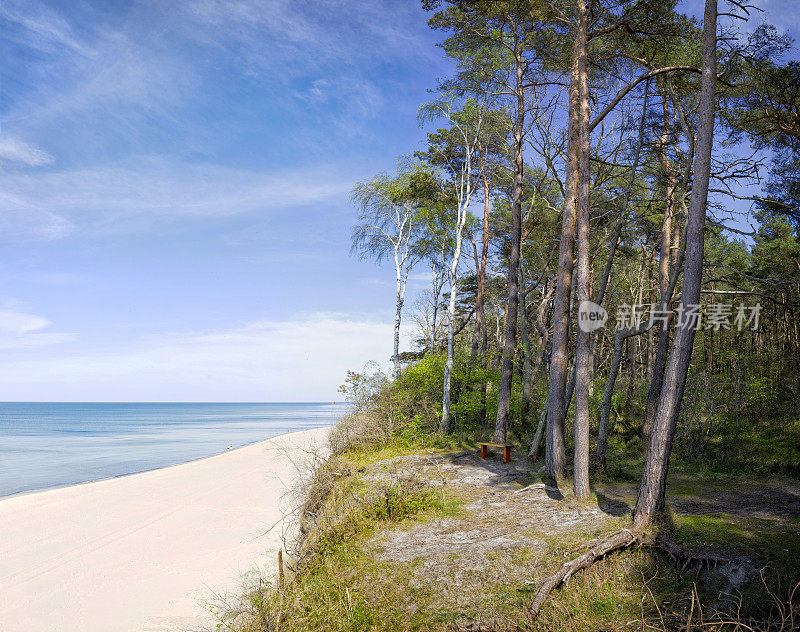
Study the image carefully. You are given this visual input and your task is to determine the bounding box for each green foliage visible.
[751,209,800,280]
[337,362,389,412]
[388,351,505,432]
[393,353,446,410]
[350,160,443,264]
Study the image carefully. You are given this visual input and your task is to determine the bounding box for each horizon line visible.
[0,400,347,404]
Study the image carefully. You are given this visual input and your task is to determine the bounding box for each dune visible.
[0,426,330,632]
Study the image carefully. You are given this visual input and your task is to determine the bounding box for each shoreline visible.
[0,425,332,632]
[0,423,330,501]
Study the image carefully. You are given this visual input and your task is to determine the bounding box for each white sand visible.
[0,426,330,632]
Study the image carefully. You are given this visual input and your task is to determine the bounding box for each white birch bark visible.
[390,207,414,378]
[438,102,483,434]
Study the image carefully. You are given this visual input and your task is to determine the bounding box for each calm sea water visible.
[0,402,346,498]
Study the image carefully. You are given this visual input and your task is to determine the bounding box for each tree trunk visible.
[624,337,636,411]
[646,248,656,383]
[520,266,534,425]
[634,0,717,526]
[393,265,405,378]
[598,230,686,469]
[472,143,491,364]
[593,77,652,468]
[430,258,443,354]
[524,283,554,459]
[642,177,675,437]
[440,103,480,433]
[597,332,624,469]
[643,83,693,439]
[440,286,457,433]
[572,0,592,500]
[624,245,649,416]
[470,238,481,357]
[529,407,547,461]
[531,284,554,386]
[545,7,583,480]
[493,40,525,444]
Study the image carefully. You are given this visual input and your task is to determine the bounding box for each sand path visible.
[0,427,329,632]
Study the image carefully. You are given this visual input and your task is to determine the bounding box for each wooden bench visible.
[479,442,512,463]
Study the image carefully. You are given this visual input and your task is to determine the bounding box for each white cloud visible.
[182,0,437,73]
[0,312,412,401]
[0,157,354,240]
[0,137,53,166]
[0,0,87,55]
[1,0,442,155]
[0,308,74,349]
[175,0,436,135]
[0,333,75,350]
[0,0,198,150]
[0,309,50,333]
[0,0,442,243]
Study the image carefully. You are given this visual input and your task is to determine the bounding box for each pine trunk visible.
[545,13,582,480]
[634,0,717,526]
[493,40,525,444]
[572,0,592,500]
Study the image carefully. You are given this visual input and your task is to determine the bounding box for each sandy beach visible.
[0,426,330,632]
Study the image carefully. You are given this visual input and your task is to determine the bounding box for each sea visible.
[0,402,347,498]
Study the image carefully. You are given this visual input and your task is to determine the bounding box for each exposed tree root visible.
[528,528,641,618]
[652,533,734,572]
[528,529,737,620]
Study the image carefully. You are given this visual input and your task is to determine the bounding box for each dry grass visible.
[204,444,449,632]
[328,408,399,456]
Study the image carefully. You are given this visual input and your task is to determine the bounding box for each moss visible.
[673,513,800,573]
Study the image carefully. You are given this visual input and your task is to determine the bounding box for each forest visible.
[351,0,798,515]
[234,0,800,630]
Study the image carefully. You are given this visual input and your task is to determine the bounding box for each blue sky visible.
[0,0,453,401]
[0,0,797,401]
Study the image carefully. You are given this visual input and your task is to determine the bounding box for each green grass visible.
[273,541,437,632]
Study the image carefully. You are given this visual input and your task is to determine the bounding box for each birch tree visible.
[351,165,434,377]
[415,199,453,354]
[424,0,559,443]
[420,99,485,434]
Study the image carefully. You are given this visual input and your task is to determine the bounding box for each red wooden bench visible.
[479,442,512,463]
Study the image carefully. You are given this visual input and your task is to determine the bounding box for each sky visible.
[0,0,453,401]
[0,0,797,402]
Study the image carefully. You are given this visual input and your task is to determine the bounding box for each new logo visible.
[578,301,608,332]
